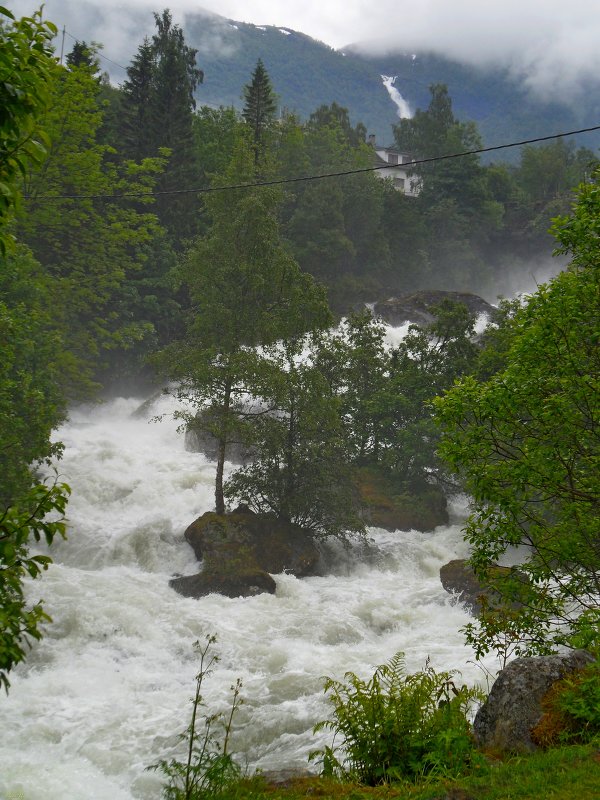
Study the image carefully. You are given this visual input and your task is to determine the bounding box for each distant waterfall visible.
[382,75,412,118]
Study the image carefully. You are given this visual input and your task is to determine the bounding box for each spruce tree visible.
[118,9,203,244]
[120,38,156,161]
[242,59,277,159]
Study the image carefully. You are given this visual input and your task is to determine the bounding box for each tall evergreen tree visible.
[242,59,277,160]
[120,38,156,161]
[119,9,203,244]
[66,40,100,74]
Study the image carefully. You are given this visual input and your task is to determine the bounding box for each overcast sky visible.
[9,0,600,96]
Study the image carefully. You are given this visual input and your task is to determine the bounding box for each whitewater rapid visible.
[0,393,499,800]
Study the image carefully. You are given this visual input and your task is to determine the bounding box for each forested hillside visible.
[50,3,600,154]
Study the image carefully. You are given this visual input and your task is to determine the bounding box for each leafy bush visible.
[0,480,70,692]
[149,636,243,800]
[533,660,600,747]
[310,652,484,785]
[558,660,600,739]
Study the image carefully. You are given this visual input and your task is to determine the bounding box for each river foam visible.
[0,393,498,800]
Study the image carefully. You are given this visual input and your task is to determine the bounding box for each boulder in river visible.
[170,568,276,599]
[439,558,527,616]
[373,290,495,328]
[170,505,321,599]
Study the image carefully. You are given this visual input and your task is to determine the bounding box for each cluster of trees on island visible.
[1,6,598,702]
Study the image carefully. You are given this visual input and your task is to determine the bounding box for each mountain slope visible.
[86,4,599,157]
[184,11,398,141]
[348,47,600,158]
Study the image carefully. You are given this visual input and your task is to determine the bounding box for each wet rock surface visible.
[439,558,526,616]
[374,290,495,327]
[474,650,596,752]
[170,505,320,599]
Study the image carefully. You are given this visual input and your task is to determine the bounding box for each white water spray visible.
[381,75,412,118]
[0,389,498,799]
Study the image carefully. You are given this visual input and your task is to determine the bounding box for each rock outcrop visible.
[170,505,321,599]
[474,650,596,752]
[170,569,276,599]
[439,559,526,616]
[374,290,495,328]
[354,467,448,531]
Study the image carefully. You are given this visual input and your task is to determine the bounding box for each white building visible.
[369,136,420,197]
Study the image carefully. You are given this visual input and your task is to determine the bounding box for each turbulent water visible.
[0,393,499,800]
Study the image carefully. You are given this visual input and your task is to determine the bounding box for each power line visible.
[63,29,128,72]
[24,123,600,203]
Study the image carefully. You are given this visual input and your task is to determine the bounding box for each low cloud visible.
[10,0,600,97]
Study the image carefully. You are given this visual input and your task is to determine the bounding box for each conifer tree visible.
[242,59,277,158]
[119,9,203,243]
[120,38,156,161]
[66,40,100,74]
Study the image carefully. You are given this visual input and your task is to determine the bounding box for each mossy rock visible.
[439,558,529,616]
[170,506,321,599]
[184,506,320,576]
[353,467,448,532]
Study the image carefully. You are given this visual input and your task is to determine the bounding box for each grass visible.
[214,741,600,800]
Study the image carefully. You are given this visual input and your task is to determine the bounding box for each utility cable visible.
[24,123,600,202]
[63,29,128,72]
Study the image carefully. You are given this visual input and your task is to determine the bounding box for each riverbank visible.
[223,742,600,799]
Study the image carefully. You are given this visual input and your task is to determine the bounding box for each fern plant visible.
[310,652,484,785]
[149,636,243,800]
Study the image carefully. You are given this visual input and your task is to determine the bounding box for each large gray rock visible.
[184,506,320,577]
[474,650,596,752]
[170,569,276,599]
[439,559,526,616]
[374,290,495,328]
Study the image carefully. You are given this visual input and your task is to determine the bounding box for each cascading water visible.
[0,389,499,800]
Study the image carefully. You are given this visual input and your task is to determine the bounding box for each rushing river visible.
[0,391,499,800]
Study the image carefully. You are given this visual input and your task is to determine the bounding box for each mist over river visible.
[1,391,499,800]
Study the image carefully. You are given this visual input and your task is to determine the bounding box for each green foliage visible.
[156,135,331,514]
[0,245,67,505]
[19,59,166,397]
[393,84,498,291]
[331,311,389,465]
[311,652,484,785]
[0,6,56,252]
[150,636,243,799]
[0,479,70,693]
[533,660,600,748]
[556,661,600,743]
[193,106,243,190]
[0,9,72,694]
[224,336,364,540]
[434,174,600,658]
[344,302,477,491]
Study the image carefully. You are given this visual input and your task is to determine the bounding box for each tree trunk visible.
[214,380,232,515]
